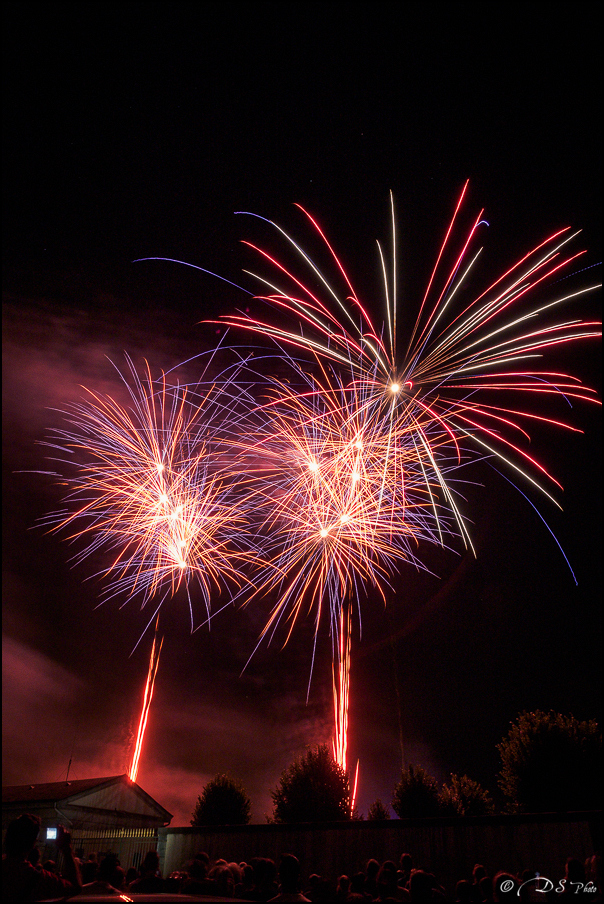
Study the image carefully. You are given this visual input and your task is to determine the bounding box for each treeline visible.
[190,710,601,826]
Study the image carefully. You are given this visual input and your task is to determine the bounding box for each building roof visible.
[2,774,172,826]
[2,775,125,804]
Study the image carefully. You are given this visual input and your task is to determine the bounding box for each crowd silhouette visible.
[2,813,601,902]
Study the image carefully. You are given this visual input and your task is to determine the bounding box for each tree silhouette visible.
[497,710,601,813]
[391,764,441,818]
[438,774,495,816]
[271,744,351,823]
[367,798,390,820]
[190,773,251,826]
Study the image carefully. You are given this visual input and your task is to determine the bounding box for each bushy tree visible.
[497,710,602,813]
[271,744,351,823]
[438,774,495,816]
[391,764,441,818]
[367,798,390,820]
[190,773,251,826]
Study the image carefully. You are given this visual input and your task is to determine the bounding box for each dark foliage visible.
[271,744,351,823]
[367,798,390,820]
[497,710,602,813]
[391,764,441,818]
[190,773,251,826]
[438,774,495,816]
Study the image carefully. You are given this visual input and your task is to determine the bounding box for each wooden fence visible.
[159,812,601,896]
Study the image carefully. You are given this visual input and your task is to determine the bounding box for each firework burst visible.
[210,185,600,791]
[237,356,460,653]
[40,184,600,804]
[41,355,256,632]
[218,183,601,524]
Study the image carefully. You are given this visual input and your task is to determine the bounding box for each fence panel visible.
[71,826,158,871]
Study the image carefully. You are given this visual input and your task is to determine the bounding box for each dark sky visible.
[3,2,601,824]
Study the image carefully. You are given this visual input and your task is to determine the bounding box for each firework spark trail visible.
[332,603,359,812]
[332,605,351,771]
[129,616,163,782]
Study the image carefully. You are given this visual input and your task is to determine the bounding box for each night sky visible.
[3,2,601,825]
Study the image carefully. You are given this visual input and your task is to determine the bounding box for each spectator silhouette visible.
[227,860,243,894]
[377,860,408,900]
[558,858,587,896]
[81,852,125,894]
[269,853,310,902]
[335,873,350,901]
[209,863,235,897]
[478,875,494,903]
[349,870,372,901]
[398,853,413,890]
[584,854,601,898]
[128,849,164,893]
[471,865,488,903]
[305,872,332,902]
[365,858,380,899]
[249,857,279,900]
[408,869,446,902]
[81,853,98,884]
[2,814,82,903]
[125,866,139,884]
[25,846,41,870]
[239,862,255,897]
[180,856,217,896]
